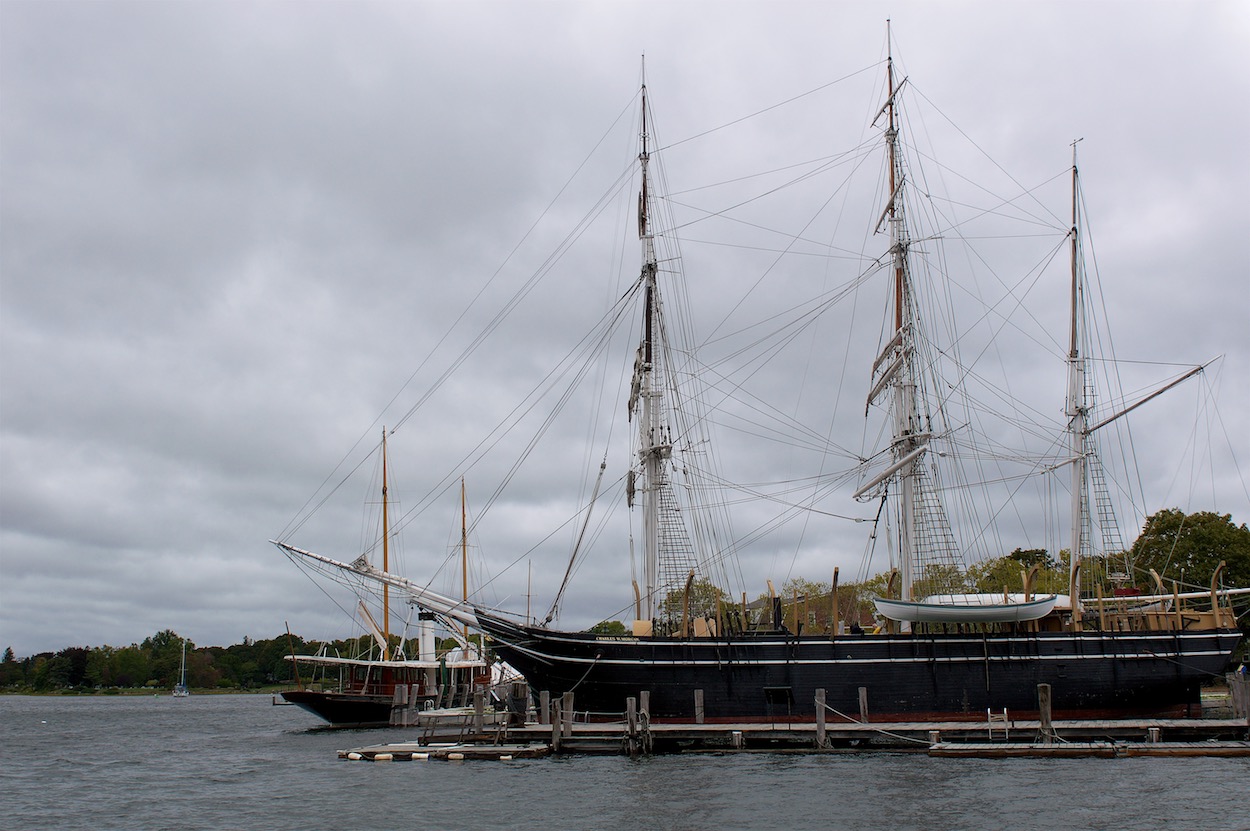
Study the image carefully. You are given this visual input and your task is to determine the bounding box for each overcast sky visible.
[3,1,1248,658]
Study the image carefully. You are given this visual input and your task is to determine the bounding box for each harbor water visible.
[2,693,1247,831]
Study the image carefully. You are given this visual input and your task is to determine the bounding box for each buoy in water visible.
[346,752,363,761]
[447,752,465,761]
[412,753,429,760]
[374,753,393,762]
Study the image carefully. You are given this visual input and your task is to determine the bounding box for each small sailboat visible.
[172,639,189,697]
[278,434,499,727]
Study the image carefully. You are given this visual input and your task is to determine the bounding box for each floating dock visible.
[929,741,1250,758]
[339,715,1249,760]
[339,742,551,761]
[339,676,1250,760]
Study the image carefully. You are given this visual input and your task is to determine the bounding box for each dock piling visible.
[1038,683,1055,745]
[815,689,827,748]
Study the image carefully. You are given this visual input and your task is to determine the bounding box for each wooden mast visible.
[637,77,662,621]
[1066,143,1087,623]
[461,477,470,645]
[884,23,916,603]
[381,428,390,660]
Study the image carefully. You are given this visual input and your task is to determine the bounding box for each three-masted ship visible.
[276,45,1243,722]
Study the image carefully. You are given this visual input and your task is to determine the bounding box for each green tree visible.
[1130,509,1250,590]
[113,646,151,687]
[587,620,628,635]
[968,548,1067,595]
[658,577,731,623]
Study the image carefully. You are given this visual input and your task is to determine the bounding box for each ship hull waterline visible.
[280,690,436,728]
[475,612,1242,723]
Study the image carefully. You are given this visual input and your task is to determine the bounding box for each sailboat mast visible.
[461,476,470,644]
[1066,147,1087,604]
[884,36,917,602]
[381,429,391,661]
[637,81,662,620]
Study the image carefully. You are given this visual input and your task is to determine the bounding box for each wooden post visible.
[561,691,574,737]
[640,690,650,720]
[539,690,551,725]
[815,688,827,748]
[694,689,705,724]
[858,686,869,723]
[626,696,638,756]
[550,697,561,752]
[473,689,484,734]
[391,683,408,727]
[1038,683,1054,745]
[831,568,839,637]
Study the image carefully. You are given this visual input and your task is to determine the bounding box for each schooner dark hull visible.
[476,612,1242,722]
[280,690,401,727]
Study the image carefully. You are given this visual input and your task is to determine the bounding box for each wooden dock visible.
[504,715,1250,753]
[929,741,1250,758]
[338,716,1248,760]
[339,676,1250,759]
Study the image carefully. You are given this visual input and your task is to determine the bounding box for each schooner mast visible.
[634,81,667,620]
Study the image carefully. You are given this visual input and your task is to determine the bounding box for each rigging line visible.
[387,92,641,436]
[390,160,638,442]
[704,152,885,345]
[384,278,643,545]
[668,149,868,198]
[658,61,884,153]
[903,148,1070,236]
[282,101,643,545]
[277,442,381,541]
[658,140,877,238]
[904,81,1066,229]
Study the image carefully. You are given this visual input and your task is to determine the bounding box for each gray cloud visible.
[2,1,1247,657]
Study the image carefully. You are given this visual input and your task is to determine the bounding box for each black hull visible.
[280,690,399,728]
[475,612,1242,721]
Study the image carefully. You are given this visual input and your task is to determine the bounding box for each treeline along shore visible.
[2,630,369,694]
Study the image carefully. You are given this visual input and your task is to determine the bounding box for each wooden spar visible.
[285,621,303,691]
[831,568,839,637]
[682,570,695,638]
[381,429,390,660]
[1211,561,1226,626]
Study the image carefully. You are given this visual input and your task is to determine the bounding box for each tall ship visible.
[276,41,1245,722]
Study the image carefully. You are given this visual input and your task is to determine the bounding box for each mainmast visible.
[884,39,919,602]
[636,81,666,620]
